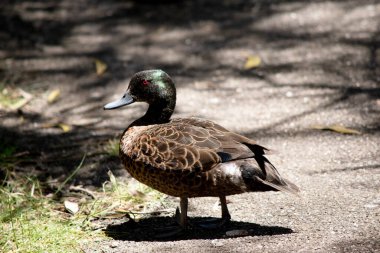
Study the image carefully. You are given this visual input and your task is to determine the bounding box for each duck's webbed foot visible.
[154,197,189,239]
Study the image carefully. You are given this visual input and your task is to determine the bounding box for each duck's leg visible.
[154,197,188,238]
[220,195,231,221]
[197,195,231,229]
[178,197,188,228]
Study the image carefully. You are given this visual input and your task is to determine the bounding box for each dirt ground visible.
[1,0,380,252]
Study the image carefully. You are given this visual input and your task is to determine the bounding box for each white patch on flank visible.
[221,163,244,186]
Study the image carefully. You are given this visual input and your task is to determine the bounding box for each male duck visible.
[104,70,299,232]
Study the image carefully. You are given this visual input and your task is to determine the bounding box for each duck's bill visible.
[104,92,135,110]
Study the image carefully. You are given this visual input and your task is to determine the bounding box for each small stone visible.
[210,98,219,104]
[211,239,224,247]
[64,200,79,215]
[285,91,293,97]
[110,241,118,248]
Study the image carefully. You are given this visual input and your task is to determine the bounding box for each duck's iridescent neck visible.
[128,97,176,128]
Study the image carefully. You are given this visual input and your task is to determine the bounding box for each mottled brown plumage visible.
[104,70,299,232]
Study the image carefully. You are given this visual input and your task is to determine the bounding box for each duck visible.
[104,69,299,233]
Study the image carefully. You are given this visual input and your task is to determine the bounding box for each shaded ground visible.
[103,217,293,241]
[1,0,379,252]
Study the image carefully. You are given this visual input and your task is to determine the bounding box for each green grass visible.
[0,178,90,253]
[0,85,25,110]
[98,171,167,216]
[0,139,168,252]
[0,171,167,253]
[103,138,120,157]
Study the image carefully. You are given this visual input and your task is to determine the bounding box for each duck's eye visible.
[142,80,150,86]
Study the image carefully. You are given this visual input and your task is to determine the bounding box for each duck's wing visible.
[170,119,299,194]
[123,119,261,173]
[170,117,270,155]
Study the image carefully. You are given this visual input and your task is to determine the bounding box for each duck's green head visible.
[104,70,176,110]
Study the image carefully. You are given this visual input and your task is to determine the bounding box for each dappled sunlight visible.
[253,2,345,32]
[1,0,379,182]
[0,0,379,251]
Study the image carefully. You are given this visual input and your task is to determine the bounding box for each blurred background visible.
[0,0,379,251]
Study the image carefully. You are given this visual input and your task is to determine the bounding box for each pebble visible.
[110,242,118,248]
[211,240,224,247]
[285,91,293,97]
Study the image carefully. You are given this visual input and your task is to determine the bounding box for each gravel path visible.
[1,0,379,252]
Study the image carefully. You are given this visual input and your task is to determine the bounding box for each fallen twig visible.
[69,185,97,199]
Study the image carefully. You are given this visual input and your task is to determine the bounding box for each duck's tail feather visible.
[257,177,300,195]
[241,156,300,195]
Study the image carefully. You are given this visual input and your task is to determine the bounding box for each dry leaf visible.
[58,123,72,133]
[11,89,33,110]
[311,124,361,135]
[41,122,56,129]
[47,89,61,103]
[10,98,29,110]
[244,55,261,69]
[95,59,107,76]
[0,87,33,110]
[42,121,72,133]
[64,200,79,214]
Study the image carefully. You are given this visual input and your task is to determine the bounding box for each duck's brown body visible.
[120,118,298,198]
[105,70,299,231]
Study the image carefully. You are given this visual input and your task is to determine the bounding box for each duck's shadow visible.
[104,216,293,241]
